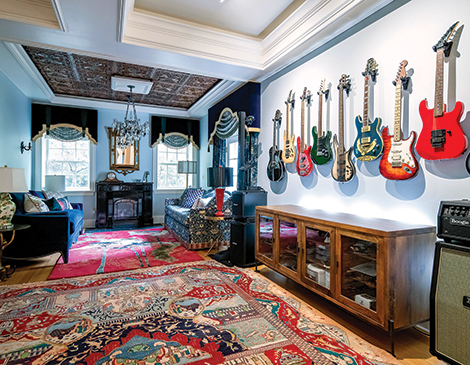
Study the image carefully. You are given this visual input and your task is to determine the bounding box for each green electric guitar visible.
[311,79,333,165]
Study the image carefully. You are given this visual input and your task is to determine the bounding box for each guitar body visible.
[267,146,285,182]
[353,116,384,161]
[282,131,296,163]
[331,135,356,183]
[296,136,313,177]
[311,126,333,165]
[416,100,467,160]
[379,127,419,180]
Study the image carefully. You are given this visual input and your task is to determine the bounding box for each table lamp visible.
[177,161,197,188]
[207,166,233,216]
[45,175,66,192]
[0,166,29,228]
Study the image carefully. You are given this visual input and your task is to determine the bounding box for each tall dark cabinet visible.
[95,182,153,228]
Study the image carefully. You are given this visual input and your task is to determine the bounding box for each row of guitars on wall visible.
[267,21,468,183]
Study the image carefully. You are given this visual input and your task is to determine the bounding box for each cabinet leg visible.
[388,319,395,357]
[255,261,260,273]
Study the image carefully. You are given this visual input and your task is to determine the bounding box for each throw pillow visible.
[180,189,204,208]
[44,197,63,211]
[24,193,50,213]
[42,191,72,209]
[191,196,212,208]
[56,197,72,211]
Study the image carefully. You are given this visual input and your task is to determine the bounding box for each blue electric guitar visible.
[353,58,384,161]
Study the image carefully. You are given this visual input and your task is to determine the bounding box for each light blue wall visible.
[0,68,32,186]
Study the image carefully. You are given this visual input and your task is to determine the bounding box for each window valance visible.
[207,107,239,147]
[150,116,199,150]
[31,104,98,144]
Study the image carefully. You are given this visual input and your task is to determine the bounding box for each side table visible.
[0,224,30,281]
[204,215,232,257]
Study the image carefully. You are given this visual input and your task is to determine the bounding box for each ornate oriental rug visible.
[0,261,399,364]
[48,228,203,280]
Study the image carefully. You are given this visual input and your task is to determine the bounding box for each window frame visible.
[152,143,197,192]
[34,136,96,195]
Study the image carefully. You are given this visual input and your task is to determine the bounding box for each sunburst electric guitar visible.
[296,87,314,177]
[353,58,383,161]
[267,110,285,182]
[379,60,419,180]
[332,74,356,183]
[416,21,467,160]
[282,90,296,164]
[311,79,333,165]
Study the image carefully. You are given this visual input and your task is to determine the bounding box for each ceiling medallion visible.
[112,85,149,149]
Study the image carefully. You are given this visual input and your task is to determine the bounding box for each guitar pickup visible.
[361,126,371,133]
[361,137,371,144]
[431,129,446,148]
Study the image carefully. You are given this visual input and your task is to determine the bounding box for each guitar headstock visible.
[362,58,378,82]
[433,21,459,54]
[392,60,408,87]
[300,87,308,102]
[337,74,351,96]
[285,90,293,106]
[273,109,282,124]
[289,91,295,108]
[306,89,313,106]
[317,79,326,95]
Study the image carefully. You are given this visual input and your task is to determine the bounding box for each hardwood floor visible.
[0,248,445,365]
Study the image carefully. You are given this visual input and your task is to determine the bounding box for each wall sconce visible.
[21,142,32,154]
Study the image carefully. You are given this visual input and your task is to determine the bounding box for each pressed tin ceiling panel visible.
[23,46,222,110]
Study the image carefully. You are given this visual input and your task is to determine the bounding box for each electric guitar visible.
[353,58,383,161]
[296,87,314,177]
[379,60,419,180]
[332,74,356,183]
[282,90,296,163]
[267,110,285,182]
[311,79,333,165]
[416,21,467,160]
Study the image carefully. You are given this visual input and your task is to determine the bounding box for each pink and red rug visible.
[48,227,203,280]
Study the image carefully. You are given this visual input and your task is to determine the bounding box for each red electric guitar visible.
[415,21,467,160]
[379,60,419,180]
[296,87,313,177]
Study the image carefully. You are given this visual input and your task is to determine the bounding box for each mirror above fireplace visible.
[108,127,140,175]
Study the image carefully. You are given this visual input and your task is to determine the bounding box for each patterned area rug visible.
[48,228,203,280]
[0,261,400,364]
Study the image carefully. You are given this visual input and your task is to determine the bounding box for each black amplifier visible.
[437,200,470,243]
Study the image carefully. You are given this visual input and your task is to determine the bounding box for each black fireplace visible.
[95,182,153,228]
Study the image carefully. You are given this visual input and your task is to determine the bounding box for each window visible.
[157,144,194,189]
[227,135,238,192]
[40,136,94,191]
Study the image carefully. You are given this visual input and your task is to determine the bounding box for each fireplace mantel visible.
[95,181,153,228]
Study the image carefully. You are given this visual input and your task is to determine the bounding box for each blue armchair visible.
[4,191,84,263]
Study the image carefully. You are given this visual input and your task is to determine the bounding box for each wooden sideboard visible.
[255,204,436,349]
[95,182,153,228]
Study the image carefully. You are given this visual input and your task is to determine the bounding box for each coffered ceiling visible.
[0,0,401,117]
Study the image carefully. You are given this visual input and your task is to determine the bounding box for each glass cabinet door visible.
[278,218,299,277]
[338,231,381,320]
[257,215,275,265]
[303,224,333,295]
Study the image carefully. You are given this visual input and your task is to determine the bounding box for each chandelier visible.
[112,85,149,150]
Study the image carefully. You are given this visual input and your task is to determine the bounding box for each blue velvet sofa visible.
[4,191,84,263]
[164,189,232,250]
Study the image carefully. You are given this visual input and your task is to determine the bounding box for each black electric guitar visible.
[332,74,356,183]
[267,110,285,181]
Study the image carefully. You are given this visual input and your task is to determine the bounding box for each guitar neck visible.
[318,93,323,136]
[300,99,305,153]
[363,76,370,125]
[285,102,290,136]
[393,81,402,142]
[338,88,345,154]
[272,118,276,157]
[434,49,445,117]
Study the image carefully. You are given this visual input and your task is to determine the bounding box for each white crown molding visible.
[188,80,243,118]
[117,0,134,42]
[0,0,61,30]
[122,0,395,75]
[51,0,67,32]
[4,42,54,100]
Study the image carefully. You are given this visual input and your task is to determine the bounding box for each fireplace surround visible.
[95,182,153,228]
